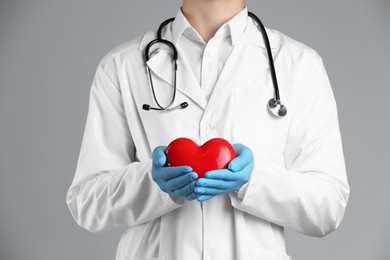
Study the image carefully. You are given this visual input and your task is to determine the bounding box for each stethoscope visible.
[142,12,287,117]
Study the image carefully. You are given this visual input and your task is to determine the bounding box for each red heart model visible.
[165,138,236,178]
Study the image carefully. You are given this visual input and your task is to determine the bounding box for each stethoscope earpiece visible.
[143,102,188,111]
[180,102,189,109]
[268,98,287,117]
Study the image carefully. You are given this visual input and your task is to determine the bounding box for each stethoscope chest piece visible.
[268,98,287,117]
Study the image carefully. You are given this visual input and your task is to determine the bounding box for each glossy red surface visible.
[165,138,236,179]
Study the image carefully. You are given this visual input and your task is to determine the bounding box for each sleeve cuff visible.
[237,181,250,200]
[167,194,186,205]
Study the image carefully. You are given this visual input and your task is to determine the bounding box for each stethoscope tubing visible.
[143,11,287,117]
[248,12,280,101]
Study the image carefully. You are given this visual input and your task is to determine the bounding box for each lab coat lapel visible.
[145,51,175,86]
[176,51,208,109]
[206,34,269,110]
[146,49,208,110]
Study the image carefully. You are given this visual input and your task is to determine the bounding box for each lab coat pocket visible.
[232,82,290,157]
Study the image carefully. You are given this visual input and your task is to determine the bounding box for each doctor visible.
[66,0,350,259]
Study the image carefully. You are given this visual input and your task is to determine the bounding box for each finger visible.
[166,172,198,190]
[172,180,196,197]
[185,192,198,201]
[159,165,193,180]
[196,178,237,190]
[196,195,214,202]
[228,144,253,172]
[204,169,241,181]
[232,143,247,155]
[152,146,168,167]
[194,187,229,195]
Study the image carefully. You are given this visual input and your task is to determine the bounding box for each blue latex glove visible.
[195,143,254,202]
[152,146,198,200]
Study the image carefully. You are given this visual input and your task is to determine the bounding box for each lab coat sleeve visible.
[65,57,184,233]
[230,55,350,237]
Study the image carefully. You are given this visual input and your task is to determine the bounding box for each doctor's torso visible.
[67,6,348,260]
[109,12,308,260]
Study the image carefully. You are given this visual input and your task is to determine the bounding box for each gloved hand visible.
[152,146,198,200]
[195,143,254,202]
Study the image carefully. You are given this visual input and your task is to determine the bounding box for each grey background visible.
[0,0,389,259]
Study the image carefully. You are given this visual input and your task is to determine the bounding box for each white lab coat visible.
[66,17,350,260]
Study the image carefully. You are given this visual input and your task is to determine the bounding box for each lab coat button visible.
[204,124,210,131]
[206,95,211,101]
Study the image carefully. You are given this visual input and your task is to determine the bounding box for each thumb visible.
[152,146,167,167]
[228,144,253,172]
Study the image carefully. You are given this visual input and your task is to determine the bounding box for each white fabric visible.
[65,6,350,260]
[173,7,248,98]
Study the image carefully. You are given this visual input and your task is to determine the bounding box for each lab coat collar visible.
[171,6,248,46]
[138,9,279,51]
[228,7,249,46]
[171,8,191,46]
[246,16,279,49]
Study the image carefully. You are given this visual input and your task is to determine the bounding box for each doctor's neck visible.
[181,0,245,43]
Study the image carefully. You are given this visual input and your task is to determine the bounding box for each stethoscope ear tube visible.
[143,17,182,112]
[144,58,179,111]
[157,18,175,40]
[145,39,178,62]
